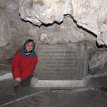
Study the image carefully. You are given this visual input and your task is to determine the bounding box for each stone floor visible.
[1,64,107,107]
[0,76,107,107]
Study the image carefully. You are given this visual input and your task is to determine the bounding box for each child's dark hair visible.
[24,39,35,49]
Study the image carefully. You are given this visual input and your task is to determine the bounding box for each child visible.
[12,39,38,88]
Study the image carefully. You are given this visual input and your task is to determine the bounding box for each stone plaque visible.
[35,43,88,80]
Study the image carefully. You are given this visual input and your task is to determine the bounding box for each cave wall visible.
[0,0,96,63]
[0,0,107,73]
[19,0,107,45]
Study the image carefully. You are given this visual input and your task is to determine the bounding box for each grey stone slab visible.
[1,86,107,107]
[1,76,107,107]
[0,79,43,106]
[31,80,85,88]
[35,43,88,80]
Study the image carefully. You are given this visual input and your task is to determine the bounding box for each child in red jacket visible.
[12,39,38,88]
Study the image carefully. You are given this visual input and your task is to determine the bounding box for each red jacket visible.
[12,49,38,80]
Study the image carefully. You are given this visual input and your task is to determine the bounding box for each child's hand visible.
[15,78,21,82]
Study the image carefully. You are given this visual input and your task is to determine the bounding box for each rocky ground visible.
[0,54,107,106]
[1,65,107,107]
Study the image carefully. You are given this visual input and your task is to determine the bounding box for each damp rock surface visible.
[0,0,107,71]
[19,0,72,25]
[1,77,107,107]
[19,0,107,45]
[0,10,10,47]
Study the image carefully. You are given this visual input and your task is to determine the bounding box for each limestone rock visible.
[0,10,10,47]
[89,49,107,69]
[29,17,96,44]
[19,0,107,45]
[72,0,107,45]
[19,0,72,25]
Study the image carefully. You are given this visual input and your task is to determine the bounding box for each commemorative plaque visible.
[35,43,88,80]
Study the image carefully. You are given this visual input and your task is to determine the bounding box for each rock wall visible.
[19,0,72,25]
[19,0,107,45]
[0,0,107,72]
[30,16,96,44]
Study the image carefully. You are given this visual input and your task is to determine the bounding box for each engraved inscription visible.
[36,44,78,73]
[35,43,88,80]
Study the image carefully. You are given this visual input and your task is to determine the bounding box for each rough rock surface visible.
[19,0,107,45]
[1,78,107,107]
[19,0,72,25]
[0,10,10,47]
[0,0,106,71]
[30,16,96,44]
[89,49,107,69]
[0,0,37,63]
[72,0,107,45]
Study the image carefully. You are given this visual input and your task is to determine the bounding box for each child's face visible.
[25,42,34,52]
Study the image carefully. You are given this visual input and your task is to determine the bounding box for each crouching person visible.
[11,39,38,88]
